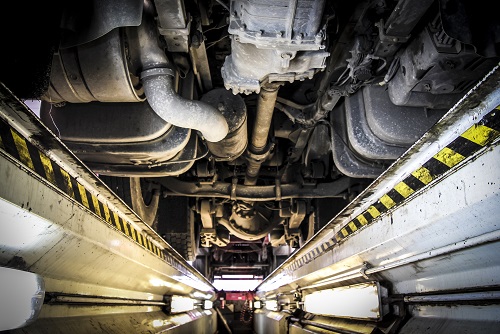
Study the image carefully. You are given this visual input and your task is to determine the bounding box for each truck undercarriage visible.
[1,0,499,281]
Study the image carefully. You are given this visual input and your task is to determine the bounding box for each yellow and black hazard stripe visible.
[0,119,164,259]
[289,108,500,270]
[333,108,500,244]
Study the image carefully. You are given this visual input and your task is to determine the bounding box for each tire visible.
[157,196,199,262]
[102,176,198,262]
[100,176,160,227]
[193,254,212,279]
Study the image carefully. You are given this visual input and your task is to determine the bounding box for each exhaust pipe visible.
[141,70,228,142]
[136,1,228,142]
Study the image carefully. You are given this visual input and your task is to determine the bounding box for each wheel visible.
[193,254,212,279]
[128,177,159,227]
[157,196,200,262]
[100,176,160,227]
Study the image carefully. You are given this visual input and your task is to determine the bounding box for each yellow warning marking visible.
[357,214,368,226]
[367,206,380,219]
[380,194,396,209]
[11,130,34,170]
[341,228,349,237]
[461,124,500,146]
[394,182,415,199]
[348,221,358,232]
[123,222,130,237]
[91,194,102,217]
[39,151,56,185]
[59,169,75,199]
[433,147,465,168]
[77,183,90,209]
[102,205,111,224]
[412,167,433,185]
[112,212,120,229]
[3,124,166,260]
[118,219,125,232]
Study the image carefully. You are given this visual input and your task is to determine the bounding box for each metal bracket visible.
[158,14,192,53]
[375,20,411,44]
[289,200,307,229]
[200,228,228,247]
[200,200,214,229]
[231,177,238,200]
[275,178,282,201]
[360,262,371,280]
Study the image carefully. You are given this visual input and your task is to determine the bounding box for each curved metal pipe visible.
[135,1,229,142]
[142,71,229,142]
